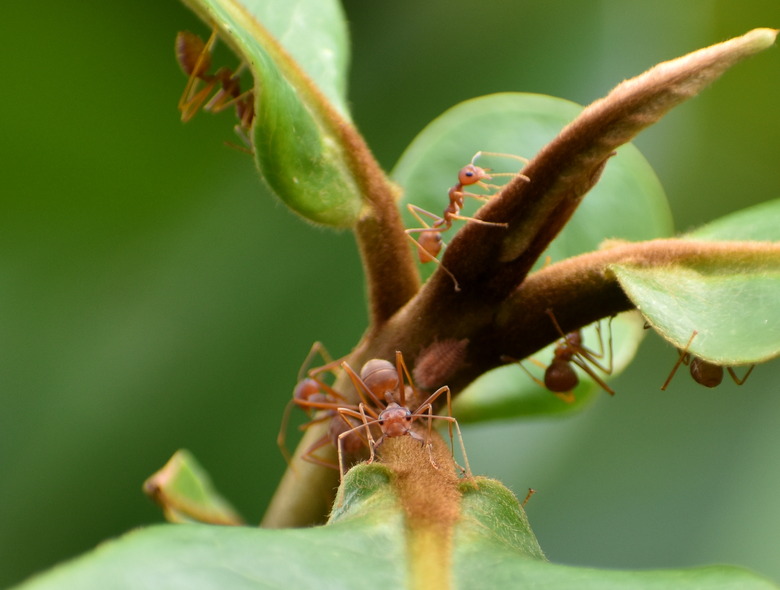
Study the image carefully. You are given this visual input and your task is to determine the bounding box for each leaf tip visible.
[737,28,779,54]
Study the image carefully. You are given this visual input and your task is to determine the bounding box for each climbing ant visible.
[405,151,529,289]
[277,343,366,470]
[335,351,471,480]
[660,331,755,390]
[506,310,614,403]
[175,30,255,144]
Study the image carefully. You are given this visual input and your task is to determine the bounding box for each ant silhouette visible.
[175,30,255,145]
[277,343,366,470]
[505,310,614,403]
[661,331,755,390]
[335,351,472,480]
[405,151,529,290]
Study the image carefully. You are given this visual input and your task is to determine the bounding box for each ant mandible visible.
[660,331,755,390]
[405,151,529,290]
[335,351,472,480]
[506,310,614,403]
[175,30,255,144]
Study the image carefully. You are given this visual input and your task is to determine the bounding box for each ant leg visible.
[569,357,615,396]
[661,331,697,390]
[444,193,509,228]
[504,354,547,388]
[341,362,386,409]
[426,413,472,477]
[503,354,577,403]
[546,309,615,393]
[406,204,447,259]
[299,433,339,470]
[576,317,614,375]
[413,385,471,476]
[176,30,219,122]
[404,207,462,291]
[276,398,298,468]
[337,406,378,480]
[727,364,755,385]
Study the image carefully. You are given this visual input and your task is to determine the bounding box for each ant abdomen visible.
[416,231,443,263]
[689,357,724,388]
[176,31,211,77]
[360,359,399,399]
[293,378,323,402]
[544,359,579,393]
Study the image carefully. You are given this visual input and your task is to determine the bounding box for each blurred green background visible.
[2,1,779,587]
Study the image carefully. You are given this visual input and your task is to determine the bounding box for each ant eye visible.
[378,420,384,426]
[464,170,474,177]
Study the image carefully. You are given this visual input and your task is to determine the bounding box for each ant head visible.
[457,164,490,186]
[566,331,583,348]
[378,403,413,438]
[360,359,399,400]
[544,359,579,393]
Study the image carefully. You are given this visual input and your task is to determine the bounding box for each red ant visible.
[277,343,366,470]
[506,310,614,403]
[335,351,472,480]
[175,30,255,145]
[405,151,529,290]
[661,331,755,390]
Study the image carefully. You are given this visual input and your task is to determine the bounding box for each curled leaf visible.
[180,0,363,227]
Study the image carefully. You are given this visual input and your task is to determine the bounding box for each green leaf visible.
[393,93,672,420]
[143,449,244,525]
[180,0,363,227]
[16,465,775,590]
[612,199,780,365]
[688,198,780,242]
[612,256,780,365]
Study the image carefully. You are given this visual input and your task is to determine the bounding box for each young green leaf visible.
[143,449,244,525]
[179,0,363,227]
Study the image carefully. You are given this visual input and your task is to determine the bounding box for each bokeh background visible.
[2,1,779,586]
